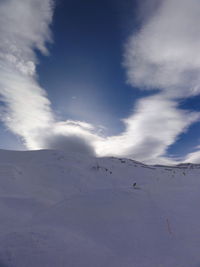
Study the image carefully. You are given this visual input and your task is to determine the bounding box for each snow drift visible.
[0,149,199,266]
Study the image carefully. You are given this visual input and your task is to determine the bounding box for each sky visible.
[0,0,200,164]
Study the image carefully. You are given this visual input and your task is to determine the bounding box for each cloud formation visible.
[119,0,200,163]
[36,121,102,156]
[125,0,200,97]
[0,0,98,156]
[1,0,200,163]
[95,95,199,163]
[0,0,54,145]
[184,148,200,164]
[93,0,200,163]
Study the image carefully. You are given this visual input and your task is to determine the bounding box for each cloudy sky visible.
[0,0,200,164]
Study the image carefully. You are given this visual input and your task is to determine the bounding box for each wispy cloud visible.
[95,95,199,164]
[184,147,200,164]
[93,0,200,163]
[0,0,54,146]
[118,0,200,163]
[1,0,200,163]
[125,0,200,96]
[0,0,101,156]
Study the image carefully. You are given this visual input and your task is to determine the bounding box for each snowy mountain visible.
[0,149,199,267]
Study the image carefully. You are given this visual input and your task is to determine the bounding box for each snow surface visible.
[0,149,199,266]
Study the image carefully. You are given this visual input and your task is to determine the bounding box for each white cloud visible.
[91,0,200,163]
[94,95,199,163]
[125,0,200,96]
[183,150,200,164]
[0,0,53,59]
[0,0,100,156]
[0,0,55,147]
[1,0,200,163]
[118,0,200,163]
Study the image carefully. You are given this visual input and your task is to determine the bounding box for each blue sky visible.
[0,0,200,164]
[37,0,149,135]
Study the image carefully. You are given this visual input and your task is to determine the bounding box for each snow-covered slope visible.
[0,149,199,267]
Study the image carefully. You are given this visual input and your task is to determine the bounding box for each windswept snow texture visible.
[0,150,199,266]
